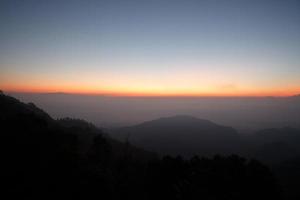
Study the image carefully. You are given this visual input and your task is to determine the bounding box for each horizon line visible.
[3,90,299,98]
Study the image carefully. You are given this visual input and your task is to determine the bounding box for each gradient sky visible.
[1,0,300,96]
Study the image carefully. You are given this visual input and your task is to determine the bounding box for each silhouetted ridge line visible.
[110,115,241,157]
[0,93,287,199]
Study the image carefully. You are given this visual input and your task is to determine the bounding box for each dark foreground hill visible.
[0,93,283,200]
[110,115,243,156]
[251,127,300,164]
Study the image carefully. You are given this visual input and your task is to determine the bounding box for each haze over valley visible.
[9,92,300,131]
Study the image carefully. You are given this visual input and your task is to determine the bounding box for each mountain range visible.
[110,116,300,163]
[110,115,242,156]
[1,92,300,199]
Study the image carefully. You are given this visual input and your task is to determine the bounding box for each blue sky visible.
[1,0,300,96]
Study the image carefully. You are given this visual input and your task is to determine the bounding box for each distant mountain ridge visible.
[291,94,300,99]
[110,115,242,156]
[110,115,300,161]
[135,115,231,128]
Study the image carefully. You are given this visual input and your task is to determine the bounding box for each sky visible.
[1,0,300,96]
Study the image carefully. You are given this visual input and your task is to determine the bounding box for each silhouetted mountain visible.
[0,93,285,199]
[110,115,242,156]
[0,92,53,122]
[0,92,155,199]
[0,93,81,198]
[291,94,300,98]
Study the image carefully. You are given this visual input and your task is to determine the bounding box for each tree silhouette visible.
[0,93,284,200]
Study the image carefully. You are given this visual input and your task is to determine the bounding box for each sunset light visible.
[1,1,300,199]
[1,1,300,97]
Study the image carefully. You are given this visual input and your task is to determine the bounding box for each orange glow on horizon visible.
[2,84,300,97]
[1,63,300,97]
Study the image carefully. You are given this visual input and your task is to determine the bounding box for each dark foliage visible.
[274,157,300,200]
[0,93,283,199]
